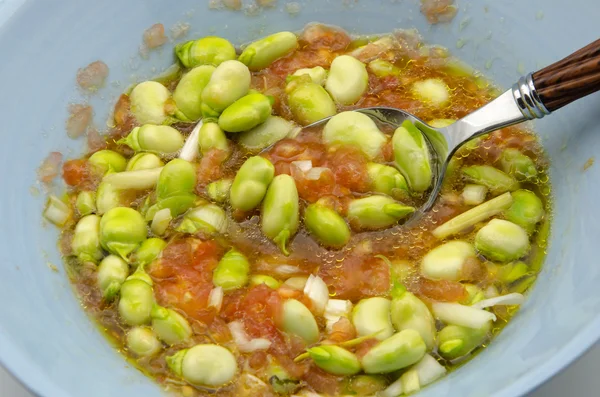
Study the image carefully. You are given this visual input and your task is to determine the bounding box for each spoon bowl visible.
[304,35,600,219]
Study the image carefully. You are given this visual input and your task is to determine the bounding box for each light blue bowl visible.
[0,1,599,396]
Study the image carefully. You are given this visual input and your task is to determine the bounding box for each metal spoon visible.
[303,38,600,220]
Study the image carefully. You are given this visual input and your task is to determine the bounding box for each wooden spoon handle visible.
[532,38,600,112]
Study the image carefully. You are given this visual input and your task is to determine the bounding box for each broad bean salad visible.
[42,23,551,397]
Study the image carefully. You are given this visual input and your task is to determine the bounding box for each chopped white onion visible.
[484,285,500,298]
[208,286,224,312]
[284,276,308,290]
[179,120,203,162]
[103,168,163,190]
[432,302,496,329]
[151,208,172,236]
[291,160,313,172]
[382,354,446,397]
[303,275,329,315]
[471,293,525,310]
[274,264,303,275]
[228,320,250,345]
[239,338,272,352]
[381,377,403,397]
[228,320,271,352]
[324,299,352,333]
[43,195,71,227]
[462,184,488,206]
[413,354,447,386]
[305,167,329,180]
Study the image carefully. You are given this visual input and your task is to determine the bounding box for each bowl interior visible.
[0,1,599,396]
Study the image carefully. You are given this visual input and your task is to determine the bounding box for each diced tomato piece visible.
[407,277,467,302]
[221,284,283,342]
[318,256,390,301]
[381,140,394,162]
[196,148,228,189]
[113,94,133,128]
[62,159,100,190]
[327,317,356,343]
[302,365,342,395]
[149,239,223,323]
[327,147,370,192]
[300,24,351,51]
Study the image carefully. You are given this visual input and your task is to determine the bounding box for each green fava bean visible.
[218,92,273,133]
[151,305,192,345]
[504,189,544,233]
[167,344,238,387]
[212,249,250,291]
[126,153,164,171]
[368,59,402,77]
[173,65,216,121]
[498,261,531,284]
[323,111,387,160]
[499,148,538,182]
[390,290,436,350]
[201,60,251,118]
[461,284,485,305]
[88,150,127,175]
[361,329,426,374]
[286,77,337,126]
[475,219,530,262]
[126,327,162,357]
[325,55,369,105]
[292,66,328,85]
[157,159,196,200]
[100,207,148,260]
[145,194,198,222]
[392,120,432,192]
[237,116,300,152]
[135,237,167,266]
[130,81,171,125]
[420,240,477,282]
[344,375,387,395]
[118,277,154,326]
[462,165,519,195]
[250,274,281,289]
[176,203,228,235]
[198,122,230,155]
[97,255,129,300]
[71,214,103,264]
[352,297,394,340]
[261,174,300,255]
[120,125,184,157]
[304,202,350,249]
[438,322,491,360]
[206,178,233,203]
[307,345,361,376]
[76,191,96,216]
[238,31,298,71]
[175,36,236,68]
[347,195,415,230]
[367,162,409,198]
[281,299,319,344]
[230,156,275,211]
